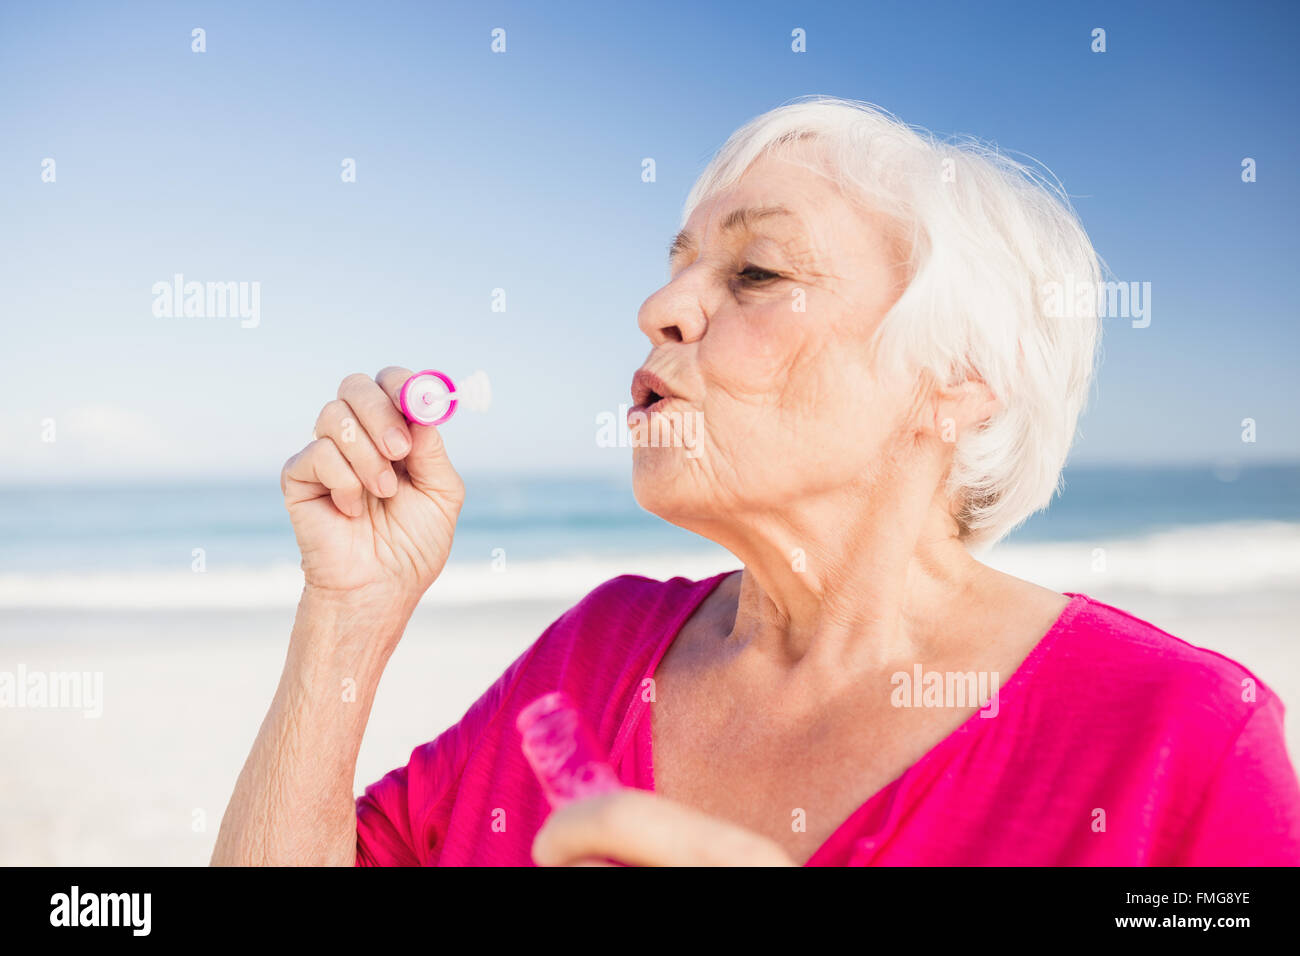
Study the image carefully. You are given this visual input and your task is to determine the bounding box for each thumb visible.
[404,420,463,498]
[375,365,464,500]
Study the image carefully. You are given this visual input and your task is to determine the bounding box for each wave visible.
[982,520,1300,595]
[0,551,737,610]
[0,521,1295,609]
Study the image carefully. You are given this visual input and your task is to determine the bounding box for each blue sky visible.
[2,0,1297,482]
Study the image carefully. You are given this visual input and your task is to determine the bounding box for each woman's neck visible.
[698,462,990,679]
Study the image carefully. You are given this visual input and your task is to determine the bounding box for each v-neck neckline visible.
[615,571,1089,866]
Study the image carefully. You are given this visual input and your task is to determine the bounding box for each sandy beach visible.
[1,583,1296,866]
[0,599,566,866]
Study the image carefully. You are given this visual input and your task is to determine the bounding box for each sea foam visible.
[0,521,1294,609]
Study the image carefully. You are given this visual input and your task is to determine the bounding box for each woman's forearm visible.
[210,589,410,866]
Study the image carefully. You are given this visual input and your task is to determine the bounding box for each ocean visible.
[0,464,1297,609]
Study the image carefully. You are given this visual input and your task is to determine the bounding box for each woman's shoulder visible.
[367,571,734,802]
[520,567,743,681]
[1047,593,1284,731]
[568,569,732,619]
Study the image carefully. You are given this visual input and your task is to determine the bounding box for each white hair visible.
[683,96,1103,550]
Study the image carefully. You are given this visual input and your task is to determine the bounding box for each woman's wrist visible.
[289,585,414,678]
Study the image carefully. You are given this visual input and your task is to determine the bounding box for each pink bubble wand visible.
[399,369,492,426]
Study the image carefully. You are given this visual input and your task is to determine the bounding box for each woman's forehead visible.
[695,155,842,221]
[678,175,894,272]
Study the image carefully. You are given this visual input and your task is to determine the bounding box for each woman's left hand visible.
[532,789,796,867]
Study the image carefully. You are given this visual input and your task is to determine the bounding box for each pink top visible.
[355,571,1300,866]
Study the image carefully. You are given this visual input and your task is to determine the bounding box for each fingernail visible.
[384,428,410,458]
[378,470,398,497]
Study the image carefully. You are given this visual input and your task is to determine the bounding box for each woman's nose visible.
[637,284,707,345]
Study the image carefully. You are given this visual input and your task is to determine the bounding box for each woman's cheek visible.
[700,320,798,401]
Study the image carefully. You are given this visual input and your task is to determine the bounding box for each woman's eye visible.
[737,265,781,284]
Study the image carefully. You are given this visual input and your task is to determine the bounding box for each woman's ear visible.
[927,377,1001,445]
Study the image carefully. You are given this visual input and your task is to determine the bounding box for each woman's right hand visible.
[281,366,466,611]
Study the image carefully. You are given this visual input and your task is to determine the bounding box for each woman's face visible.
[631,147,915,528]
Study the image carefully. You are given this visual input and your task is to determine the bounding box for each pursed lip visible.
[630,368,682,411]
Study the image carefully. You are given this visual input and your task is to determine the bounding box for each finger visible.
[374,365,416,411]
[337,372,412,461]
[376,366,464,499]
[282,438,365,517]
[532,790,793,868]
[313,399,397,499]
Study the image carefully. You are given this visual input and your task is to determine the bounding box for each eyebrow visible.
[668,204,798,263]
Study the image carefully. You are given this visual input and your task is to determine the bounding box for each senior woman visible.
[213,97,1300,866]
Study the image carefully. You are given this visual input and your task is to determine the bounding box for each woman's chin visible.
[631,448,691,512]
